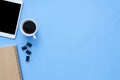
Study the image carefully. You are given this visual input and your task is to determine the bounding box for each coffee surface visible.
[23,21,36,34]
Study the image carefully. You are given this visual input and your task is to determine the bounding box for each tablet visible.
[0,0,23,39]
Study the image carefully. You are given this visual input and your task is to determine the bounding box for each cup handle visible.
[33,35,36,39]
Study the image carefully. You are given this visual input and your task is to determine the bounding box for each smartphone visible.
[0,0,23,39]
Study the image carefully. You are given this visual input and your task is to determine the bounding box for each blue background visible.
[0,0,120,80]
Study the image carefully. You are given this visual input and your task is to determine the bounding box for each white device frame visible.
[0,0,23,39]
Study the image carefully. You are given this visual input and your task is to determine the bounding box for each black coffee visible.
[23,20,36,34]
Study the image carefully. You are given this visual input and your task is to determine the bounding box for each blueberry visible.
[26,56,30,62]
[22,46,27,51]
[26,50,32,55]
[26,42,32,47]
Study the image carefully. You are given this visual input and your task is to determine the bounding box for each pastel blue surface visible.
[0,0,120,80]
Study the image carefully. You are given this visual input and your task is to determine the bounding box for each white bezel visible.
[0,0,23,39]
[4,0,23,4]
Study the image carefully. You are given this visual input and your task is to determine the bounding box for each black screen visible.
[0,0,21,34]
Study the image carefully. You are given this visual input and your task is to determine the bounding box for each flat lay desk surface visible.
[0,0,120,80]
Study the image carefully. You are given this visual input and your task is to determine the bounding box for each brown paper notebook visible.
[0,45,22,80]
